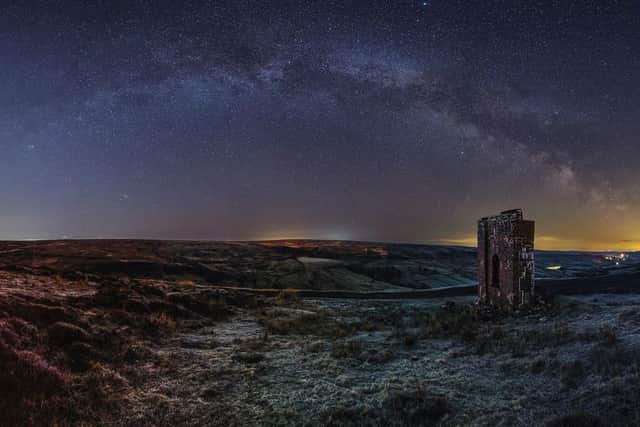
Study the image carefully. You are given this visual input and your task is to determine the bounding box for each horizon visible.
[1,235,638,253]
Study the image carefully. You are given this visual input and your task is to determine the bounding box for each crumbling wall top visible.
[480,208,523,222]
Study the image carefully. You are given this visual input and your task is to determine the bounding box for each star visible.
[0,1,636,249]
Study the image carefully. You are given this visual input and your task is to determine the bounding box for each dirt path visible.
[217,271,640,300]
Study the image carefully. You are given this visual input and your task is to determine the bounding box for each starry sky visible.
[1,1,639,250]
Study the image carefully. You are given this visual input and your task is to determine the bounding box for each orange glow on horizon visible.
[253,224,640,252]
[254,232,640,252]
[435,234,640,252]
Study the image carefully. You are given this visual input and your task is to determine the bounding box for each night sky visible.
[1,1,639,250]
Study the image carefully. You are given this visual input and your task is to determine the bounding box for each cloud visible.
[547,164,578,194]
[433,236,477,247]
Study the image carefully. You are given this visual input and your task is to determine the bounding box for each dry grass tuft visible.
[545,412,603,427]
[176,280,197,288]
[273,288,300,306]
[145,312,177,334]
[322,383,449,426]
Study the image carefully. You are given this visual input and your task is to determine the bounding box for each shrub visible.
[606,367,640,425]
[361,307,405,330]
[545,412,603,427]
[597,325,617,345]
[530,358,546,374]
[420,307,477,338]
[48,321,90,346]
[382,385,449,426]
[590,345,639,378]
[322,385,449,427]
[560,360,584,388]
[10,301,71,325]
[273,288,300,305]
[331,339,363,359]
[67,341,96,370]
[259,309,351,337]
[79,362,129,407]
[517,323,571,348]
[403,333,417,347]
[393,328,418,347]
[463,321,572,356]
[145,312,177,334]
[0,337,69,425]
[234,351,264,364]
[0,318,22,346]
[176,280,197,288]
[323,406,379,427]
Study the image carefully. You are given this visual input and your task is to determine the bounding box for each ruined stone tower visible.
[478,209,535,307]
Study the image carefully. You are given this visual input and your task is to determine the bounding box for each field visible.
[1,240,639,426]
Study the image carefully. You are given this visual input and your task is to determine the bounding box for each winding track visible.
[220,271,640,300]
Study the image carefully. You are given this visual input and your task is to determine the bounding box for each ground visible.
[1,240,639,426]
[183,295,640,426]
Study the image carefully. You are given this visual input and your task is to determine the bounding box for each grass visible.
[418,305,480,339]
[606,367,640,426]
[413,303,573,357]
[322,383,449,426]
[0,318,71,425]
[258,307,353,337]
[330,339,363,359]
[4,261,640,426]
[590,344,639,378]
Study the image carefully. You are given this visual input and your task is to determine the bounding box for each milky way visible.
[1,1,639,249]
